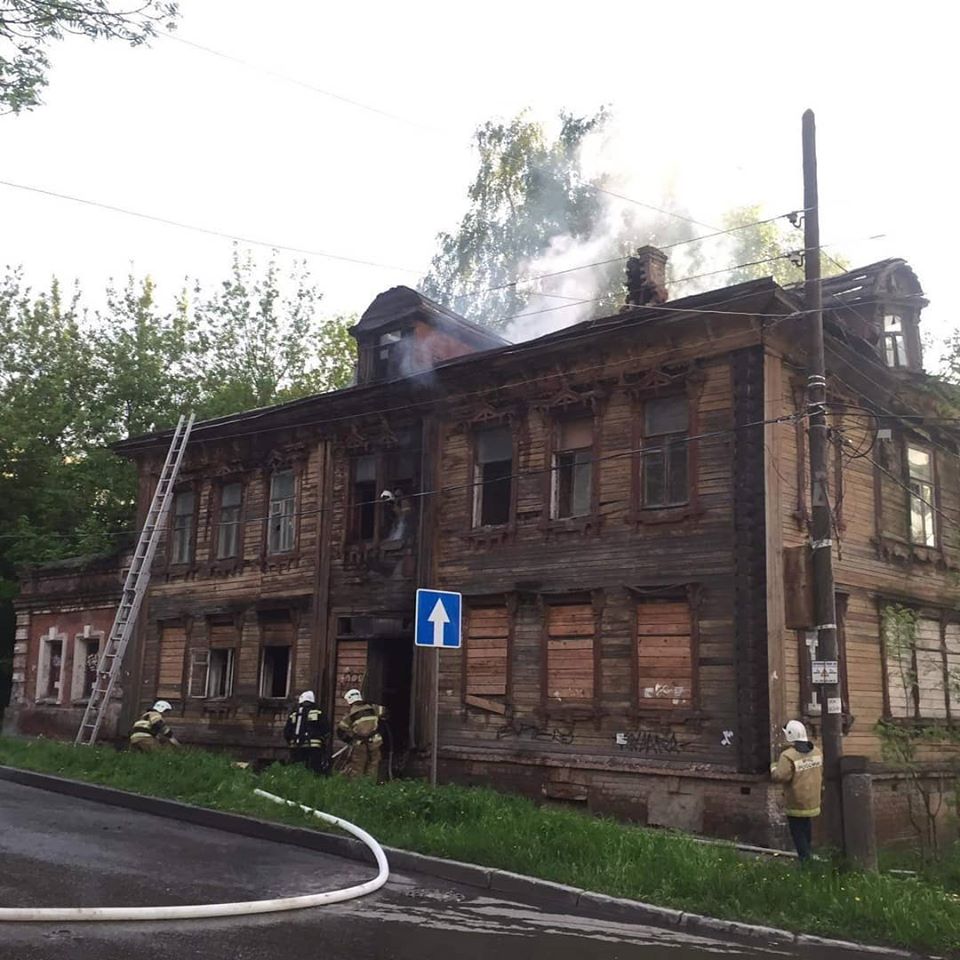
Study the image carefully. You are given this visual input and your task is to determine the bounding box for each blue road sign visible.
[415,589,462,649]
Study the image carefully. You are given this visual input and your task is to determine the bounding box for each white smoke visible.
[501,120,730,343]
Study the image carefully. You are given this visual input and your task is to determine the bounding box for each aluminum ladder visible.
[75,413,195,746]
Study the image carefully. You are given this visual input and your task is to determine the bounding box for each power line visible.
[0,179,422,275]
[161,33,444,134]
[1,411,806,545]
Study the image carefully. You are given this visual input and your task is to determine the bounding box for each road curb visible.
[0,765,924,958]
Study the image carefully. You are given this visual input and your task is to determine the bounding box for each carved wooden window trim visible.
[460,593,516,717]
[628,583,701,718]
[541,403,602,533]
[629,370,705,526]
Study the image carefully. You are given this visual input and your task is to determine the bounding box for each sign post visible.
[415,588,462,788]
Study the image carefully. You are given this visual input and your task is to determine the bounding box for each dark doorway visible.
[365,637,413,756]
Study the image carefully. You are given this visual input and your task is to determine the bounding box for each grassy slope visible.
[0,738,957,954]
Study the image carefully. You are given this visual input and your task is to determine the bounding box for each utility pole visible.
[802,109,844,848]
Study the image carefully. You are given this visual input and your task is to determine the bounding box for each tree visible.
[421,110,716,335]
[0,251,356,715]
[0,0,179,114]
[190,247,355,419]
[723,204,850,286]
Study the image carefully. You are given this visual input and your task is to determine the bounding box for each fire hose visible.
[0,788,388,922]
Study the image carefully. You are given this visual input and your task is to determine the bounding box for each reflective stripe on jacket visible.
[337,702,384,746]
[130,710,171,743]
[771,742,823,817]
[284,704,328,749]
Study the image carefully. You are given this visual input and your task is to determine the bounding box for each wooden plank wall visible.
[433,351,748,767]
[769,350,960,764]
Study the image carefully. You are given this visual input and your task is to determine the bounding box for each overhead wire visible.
[0,411,808,545]
[0,179,423,275]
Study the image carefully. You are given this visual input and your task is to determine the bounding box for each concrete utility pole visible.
[802,109,844,848]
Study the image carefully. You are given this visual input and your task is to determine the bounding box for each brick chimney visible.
[623,245,669,307]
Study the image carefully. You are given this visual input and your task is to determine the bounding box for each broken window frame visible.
[348,431,421,545]
[550,415,595,521]
[883,313,908,368]
[258,610,295,700]
[267,468,296,555]
[259,644,291,700]
[170,487,196,565]
[205,648,236,699]
[906,444,937,548]
[471,423,514,529]
[371,327,414,381]
[881,603,957,723]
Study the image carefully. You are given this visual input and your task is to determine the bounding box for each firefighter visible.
[771,719,824,862]
[129,700,179,752]
[336,689,385,779]
[284,690,330,775]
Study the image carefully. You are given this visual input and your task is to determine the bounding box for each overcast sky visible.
[1,1,955,352]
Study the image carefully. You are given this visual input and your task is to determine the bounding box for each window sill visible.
[873,535,952,568]
[33,698,64,707]
[537,703,599,722]
[633,504,702,526]
[629,704,702,723]
[464,525,514,547]
[542,515,601,537]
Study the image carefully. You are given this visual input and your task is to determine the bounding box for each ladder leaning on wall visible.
[75,413,195,746]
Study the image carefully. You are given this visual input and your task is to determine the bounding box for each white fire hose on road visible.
[0,788,388,922]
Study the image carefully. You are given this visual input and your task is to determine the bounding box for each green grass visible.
[1,737,958,954]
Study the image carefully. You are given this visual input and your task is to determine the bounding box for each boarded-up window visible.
[465,607,509,700]
[636,600,693,708]
[546,604,594,704]
[335,640,368,726]
[946,624,960,716]
[157,624,186,699]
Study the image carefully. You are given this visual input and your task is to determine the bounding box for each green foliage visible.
[0,250,355,712]
[0,736,958,954]
[0,1,179,114]
[723,204,850,286]
[420,109,702,330]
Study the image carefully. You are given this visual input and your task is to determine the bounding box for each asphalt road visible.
[0,780,862,960]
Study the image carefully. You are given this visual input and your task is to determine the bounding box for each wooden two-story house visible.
[7,250,958,848]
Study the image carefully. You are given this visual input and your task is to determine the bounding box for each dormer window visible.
[883,314,908,368]
[374,330,407,380]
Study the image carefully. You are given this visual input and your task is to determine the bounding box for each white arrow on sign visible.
[428,598,450,647]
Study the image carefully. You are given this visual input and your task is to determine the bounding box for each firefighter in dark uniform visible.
[336,689,385,779]
[284,690,330,775]
[129,700,179,752]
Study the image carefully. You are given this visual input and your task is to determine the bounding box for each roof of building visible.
[351,285,509,350]
[114,259,926,453]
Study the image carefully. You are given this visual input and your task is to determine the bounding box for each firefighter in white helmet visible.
[283,690,330,775]
[771,719,823,862]
[129,700,180,752]
[336,688,386,779]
